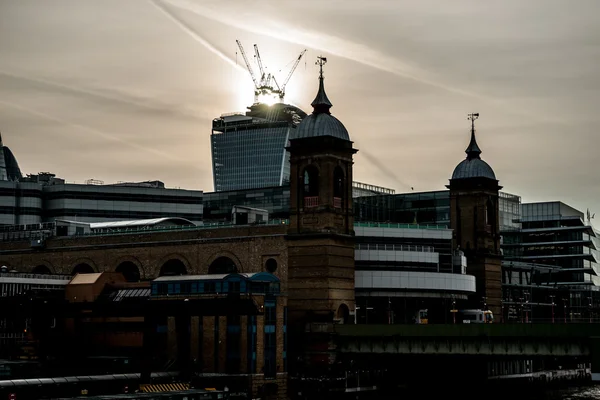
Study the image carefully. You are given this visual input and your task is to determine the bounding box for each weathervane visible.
[467,112,479,134]
[316,56,327,79]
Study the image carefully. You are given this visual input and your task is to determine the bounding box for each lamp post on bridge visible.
[562,298,568,323]
[450,296,457,324]
[549,295,555,324]
[524,291,530,324]
[519,297,524,324]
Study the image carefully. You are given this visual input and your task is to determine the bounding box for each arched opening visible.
[486,198,495,227]
[302,166,319,208]
[336,304,350,324]
[116,261,141,282]
[72,263,94,275]
[32,265,51,275]
[265,258,278,274]
[208,257,238,275]
[159,259,187,277]
[333,166,345,208]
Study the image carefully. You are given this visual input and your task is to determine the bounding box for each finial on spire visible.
[311,56,332,114]
[465,112,482,159]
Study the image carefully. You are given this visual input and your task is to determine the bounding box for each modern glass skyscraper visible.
[211,103,306,192]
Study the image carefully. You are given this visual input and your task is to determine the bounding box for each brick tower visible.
[447,113,502,317]
[286,57,357,366]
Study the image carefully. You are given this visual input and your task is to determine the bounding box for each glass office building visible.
[203,186,290,222]
[501,201,600,322]
[211,103,307,192]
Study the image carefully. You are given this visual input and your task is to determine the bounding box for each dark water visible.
[553,386,600,400]
[368,384,600,400]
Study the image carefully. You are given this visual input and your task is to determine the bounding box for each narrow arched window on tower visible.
[302,166,319,208]
[333,166,344,209]
[486,198,495,228]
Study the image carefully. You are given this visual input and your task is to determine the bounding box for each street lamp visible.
[588,297,593,323]
[519,297,524,323]
[563,298,568,324]
[524,291,530,324]
[450,296,457,324]
[549,295,555,324]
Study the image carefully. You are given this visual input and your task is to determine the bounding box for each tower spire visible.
[466,112,481,160]
[311,56,332,114]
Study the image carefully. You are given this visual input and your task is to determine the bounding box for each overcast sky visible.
[1,0,599,216]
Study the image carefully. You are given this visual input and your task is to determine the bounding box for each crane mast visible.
[236,39,307,105]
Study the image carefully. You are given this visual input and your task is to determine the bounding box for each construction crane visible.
[236,39,258,90]
[236,39,307,105]
[253,44,266,83]
[278,49,307,101]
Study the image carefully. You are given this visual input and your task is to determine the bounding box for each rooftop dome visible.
[452,158,496,180]
[294,57,350,141]
[451,114,496,180]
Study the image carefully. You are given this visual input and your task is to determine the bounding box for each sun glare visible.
[257,92,279,106]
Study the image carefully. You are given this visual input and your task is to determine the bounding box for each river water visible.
[553,386,600,399]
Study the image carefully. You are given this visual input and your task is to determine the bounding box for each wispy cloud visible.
[0,69,205,121]
[162,0,568,126]
[149,0,245,73]
[162,0,478,98]
[0,99,190,164]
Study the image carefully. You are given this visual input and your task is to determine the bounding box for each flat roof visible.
[70,273,102,285]
[90,217,195,229]
[154,272,279,282]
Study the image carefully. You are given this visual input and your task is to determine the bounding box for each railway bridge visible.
[333,324,600,381]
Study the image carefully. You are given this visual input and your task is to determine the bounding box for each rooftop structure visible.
[0,132,22,182]
[451,113,497,181]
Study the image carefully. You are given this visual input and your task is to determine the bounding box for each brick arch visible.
[70,258,98,275]
[335,303,351,324]
[205,251,244,274]
[113,256,145,281]
[0,261,12,270]
[156,253,191,278]
[31,260,56,274]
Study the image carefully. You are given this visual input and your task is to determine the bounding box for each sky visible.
[0,0,599,216]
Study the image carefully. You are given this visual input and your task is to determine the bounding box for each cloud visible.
[0,69,204,121]
[162,0,569,126]
[149,0,245,73]
[0,99,191,164]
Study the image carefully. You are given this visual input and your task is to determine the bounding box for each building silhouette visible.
[211,103,306,192]
[447,114,503,316]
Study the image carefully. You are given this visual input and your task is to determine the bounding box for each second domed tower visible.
[447,113,502,317]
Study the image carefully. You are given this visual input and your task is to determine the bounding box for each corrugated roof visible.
[70,273,102,285]
[153,272,279,282]
[90,217,195,229]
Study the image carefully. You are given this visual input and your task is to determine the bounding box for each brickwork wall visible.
[0,225,289,285]
[449,180,502,315]
[202,316,215,373]
[287,236,355,323]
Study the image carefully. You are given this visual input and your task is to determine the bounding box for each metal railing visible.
[75,219,291,237]
[354,221,448,230]
[304,196,319,208]
[356,243,435,253]
[333,197,342,209]
[0,272,71,281]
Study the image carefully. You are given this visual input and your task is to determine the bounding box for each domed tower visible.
[286,57,357,334]
[447,113,502,317]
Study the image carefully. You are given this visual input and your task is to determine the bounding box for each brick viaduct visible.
[0,224,289,286]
